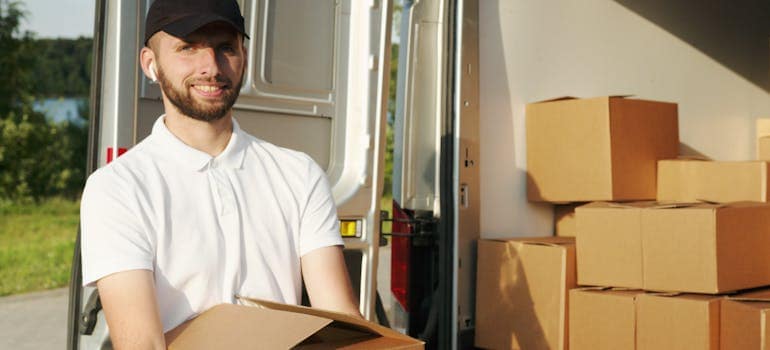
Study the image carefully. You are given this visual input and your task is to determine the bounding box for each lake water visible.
[32,98,88,125]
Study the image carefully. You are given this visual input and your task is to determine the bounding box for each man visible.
[79,0,360,348]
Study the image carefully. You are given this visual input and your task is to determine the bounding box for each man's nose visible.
[197,47,220,77]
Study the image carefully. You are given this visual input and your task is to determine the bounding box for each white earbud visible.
[148,61,158,82]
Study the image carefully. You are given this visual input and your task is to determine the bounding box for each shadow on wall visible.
[679,142,711,160]
[614,0,770,93]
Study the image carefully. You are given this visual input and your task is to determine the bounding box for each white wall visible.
[478,0,770,238]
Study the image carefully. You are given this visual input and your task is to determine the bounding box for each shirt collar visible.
[151,115,247,172]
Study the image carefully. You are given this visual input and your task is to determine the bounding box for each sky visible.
[19,0,95,38]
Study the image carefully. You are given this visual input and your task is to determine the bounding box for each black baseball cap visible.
[144,0,249,45]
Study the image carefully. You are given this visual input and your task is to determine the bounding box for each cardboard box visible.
[569,288,643,350]
[721,288,770,350]
[554,203,584,237]
[475,237,576,350]
[757,119,770,160]
[657,159,770,202]
[164,299,424,349]
[636,293,720,350]
[526,96,679,202]
[574,201,655,289]
[642,202,770,293]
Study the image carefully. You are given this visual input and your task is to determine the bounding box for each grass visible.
[0,198,79,296]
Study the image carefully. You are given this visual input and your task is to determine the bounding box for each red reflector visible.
[106,147,127,163]
[391,199,413,312]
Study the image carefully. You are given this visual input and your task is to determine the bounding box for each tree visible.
[32,37,92,97]
[0,0,36,112]
[0,1,89,202]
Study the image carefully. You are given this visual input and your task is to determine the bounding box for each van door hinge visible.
[380,210,439,247]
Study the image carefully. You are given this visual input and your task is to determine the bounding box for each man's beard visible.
[156,66,243,122]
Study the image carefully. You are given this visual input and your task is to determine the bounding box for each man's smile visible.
[191,83,226,97]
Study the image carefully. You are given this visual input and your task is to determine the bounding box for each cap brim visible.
[162,13,249,41]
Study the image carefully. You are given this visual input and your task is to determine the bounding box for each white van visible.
[67,1,770,349]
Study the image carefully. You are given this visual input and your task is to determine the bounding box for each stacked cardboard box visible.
[477,97,770,349]
[526,96,678,203]
[475,237,576,350]
[571,196,770,348]
[569,289,722,350]
[576,201,770,293]
[569,288,642,350]
[636,293,721,350]
[571,199,770,348]
[721,288,770,350]
[474,96,680,350]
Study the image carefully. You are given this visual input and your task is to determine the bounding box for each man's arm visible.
[96,269,166,350]
[301,245,363,318]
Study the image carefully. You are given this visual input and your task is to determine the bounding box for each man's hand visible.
[96,269,166,350]
[301,245,363,318]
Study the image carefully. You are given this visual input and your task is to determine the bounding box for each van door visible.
[390,0,478,348]
[67,0,393,348]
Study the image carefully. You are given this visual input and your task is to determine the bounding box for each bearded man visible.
[79,1,360,348]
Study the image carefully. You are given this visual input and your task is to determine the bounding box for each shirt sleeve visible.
[298,158,344,257]
[80,168,154,287]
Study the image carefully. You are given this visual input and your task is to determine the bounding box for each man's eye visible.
[220,45,235,53]
[179,45,193,52]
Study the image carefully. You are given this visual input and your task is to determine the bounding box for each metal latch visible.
[79,291,102,335]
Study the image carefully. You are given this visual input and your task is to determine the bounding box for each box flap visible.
[574,286,612,292]
[727,288,770,303]
[649,292,683,298]
[718,201,770,209]
[672,156,711,161]
[483,236,574,247]
[649,201,726,210]
[529,96,578,104]
[165,303,333,350]
[727,296,770,303]
[571,288,646,304]
[237,297,422,346]
[648,202,721,209]
[530,95,635,105]
[577,201,657,210]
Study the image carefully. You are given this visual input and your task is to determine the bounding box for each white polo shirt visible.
[80,115,344,332]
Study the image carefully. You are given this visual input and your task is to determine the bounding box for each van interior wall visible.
[478,0,770,238]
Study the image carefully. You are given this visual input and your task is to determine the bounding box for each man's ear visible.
[139,47,157,83]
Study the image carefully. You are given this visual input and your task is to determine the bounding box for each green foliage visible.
[30,37,92,97]
[383,43,399,197]
[0,1,90,202]
[382,2,402,197]
[0,105,88,202]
